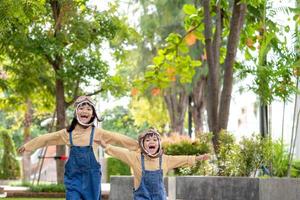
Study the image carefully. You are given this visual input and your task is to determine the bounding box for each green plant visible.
[237,134,266,177]
[290,160,300,177]
[0,128,20,179]
[106,157,131,182]
[217,131,293,177]
[217,131,241,176]
[28,184,65,193]
[162,133,211,175]
[269,140,289,177]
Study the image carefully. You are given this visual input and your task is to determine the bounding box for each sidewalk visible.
[0,183,110,198]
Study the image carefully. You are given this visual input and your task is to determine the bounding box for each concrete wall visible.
[173,176,259,200]
[259,178,300,200]
[109,176,168,200]
[109,176,300,200]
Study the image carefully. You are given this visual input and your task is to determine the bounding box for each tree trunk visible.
[203,0,219,133]
[218,0,247,131]
[203,0,247,152]
[164,86,189,134]
[203,0,220,145]
[192,76,207,135]
[22,98,33,183]
[55,78,66,184]
[49,0,66,184]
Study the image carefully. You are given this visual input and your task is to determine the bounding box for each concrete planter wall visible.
[109,176,300,200]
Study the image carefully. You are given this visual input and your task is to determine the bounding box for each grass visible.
[6,198,64,200]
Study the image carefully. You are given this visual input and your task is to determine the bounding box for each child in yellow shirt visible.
[95,128,209,200]
[18,95,139,200]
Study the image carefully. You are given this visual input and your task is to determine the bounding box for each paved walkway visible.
[0,183,110,198]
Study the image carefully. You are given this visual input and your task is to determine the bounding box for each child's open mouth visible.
[78,115,90,123]
[149,145,156,150]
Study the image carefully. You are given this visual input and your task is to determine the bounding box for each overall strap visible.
[89,126,95,146]
[69,131,73,146]
[159,155,162,169]
[141,153,145,171]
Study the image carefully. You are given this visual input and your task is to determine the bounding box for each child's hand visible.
[94,139,107,148]
[196,153,210,161]
[17,146,26,154]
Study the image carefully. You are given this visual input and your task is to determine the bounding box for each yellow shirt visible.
[23,126,139,158]
[105,145,196,189]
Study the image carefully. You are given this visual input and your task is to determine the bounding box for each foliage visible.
[0,128,20,179]
[101,106,143,139]
[19,182,65,192]
[5,199,64,200]
[216,131,241,176]
[237,1,298,104]
[217,131,294,177]
[163,133,211,155]
[162,133,212,175]
[129,97,169,133]
[290,160,300,178]
[106,157,131,182]
[0,0,136,107]
[269,140,289,177]
[12,123,48,149]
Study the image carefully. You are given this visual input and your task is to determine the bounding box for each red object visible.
[59,155,68,161]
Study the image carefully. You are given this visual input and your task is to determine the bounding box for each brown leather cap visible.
[138,128,163,158]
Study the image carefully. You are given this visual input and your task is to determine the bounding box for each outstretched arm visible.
[94,138,135,166]
[96,128,139,151]
[18,129,66,154]
[165,153,210,171]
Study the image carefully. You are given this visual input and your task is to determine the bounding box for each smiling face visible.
[143,134,160,155]
[76,102,94,126]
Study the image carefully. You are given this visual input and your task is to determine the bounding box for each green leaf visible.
[183,4,197,15]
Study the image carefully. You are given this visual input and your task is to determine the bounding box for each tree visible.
[0,129,21,179]
[133,0,271,152]
[101,106,143,139]
[0,57,55,182]
[128,0,199,134]
[0,0,134,183]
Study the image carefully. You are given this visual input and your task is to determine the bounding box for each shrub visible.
[29,183,65,192]
[217,130,240,176]
[162,133,212,175]
[17,182,65,192]
[106,157,131,182]
[269,140,289,177]
[0,129,21,179]
[291,160,300,177]
[217,131,293,177]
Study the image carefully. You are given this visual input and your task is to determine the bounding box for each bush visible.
[291,160,300,177]
[18,182,65,192]
[269,140,289,177]
[217,131,240,176]
[106,157,131,182]
[0,129,21,179]
[217,131,293,177]
[162,133,212,175]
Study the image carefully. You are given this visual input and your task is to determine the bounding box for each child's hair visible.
[138,128,163,158]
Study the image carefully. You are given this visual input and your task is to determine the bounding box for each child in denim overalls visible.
[18,95,139,200]
[95,128,210,200]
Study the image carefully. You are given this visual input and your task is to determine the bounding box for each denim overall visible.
[64,127,102,200]
[133,154,166,200]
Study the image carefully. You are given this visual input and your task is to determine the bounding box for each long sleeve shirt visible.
[23,126,139,159]
[105,144,196,189]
